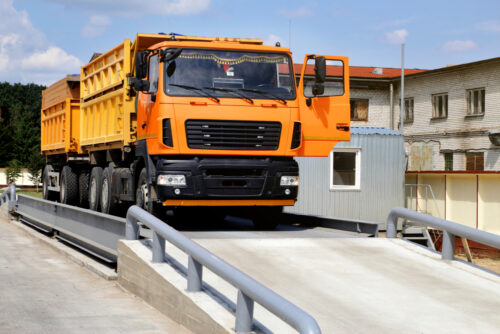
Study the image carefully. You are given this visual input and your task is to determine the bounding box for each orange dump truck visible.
[41,33,350,227]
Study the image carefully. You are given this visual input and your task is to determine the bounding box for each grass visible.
[0,188,43,199]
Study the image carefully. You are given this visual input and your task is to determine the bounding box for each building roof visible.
[351,126,403,136]
[293,64,427,79]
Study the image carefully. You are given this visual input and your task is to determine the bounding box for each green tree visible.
[27,149,44,191]
[6,159,22,185]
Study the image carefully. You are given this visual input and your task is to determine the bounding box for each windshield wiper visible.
[239,88,287,105]
[168,84,220,103]
[203,87,254,104]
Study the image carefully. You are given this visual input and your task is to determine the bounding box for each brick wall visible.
[357,59,500,171]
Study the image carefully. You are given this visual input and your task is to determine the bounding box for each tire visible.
[89,167,103,211]
[60,165,78,205]
[42,165,57,201]
[78,171,90,208]
[136,168,149,211]
[252,206,282,230]
[135,168,164,218]
[100,166,116,214]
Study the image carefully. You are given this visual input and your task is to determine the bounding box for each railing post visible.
[125,217,139,240]
[187,256,203,292]
[7,184,16,217]
[386,212,397,238]
[152,231,165,263]
[235,289,254,334]
[442,230,455,260]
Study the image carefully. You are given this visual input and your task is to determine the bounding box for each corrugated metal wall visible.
[285,132,405,227]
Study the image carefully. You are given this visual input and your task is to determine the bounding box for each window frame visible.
[444,152,453,171]
[404,97,414,123]
[329,148,362,191]
[466,88,485,116]
[350,98,369,121]
[465,152,484,171]
[431,93,448,119]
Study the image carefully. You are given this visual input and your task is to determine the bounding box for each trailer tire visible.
[100,167,116,214]
[89,167,103,211]
[42,165,57,201]
[78,171,90,208]
[60,165,78,205]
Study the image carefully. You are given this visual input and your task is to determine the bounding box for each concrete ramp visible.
[119,236,500,334]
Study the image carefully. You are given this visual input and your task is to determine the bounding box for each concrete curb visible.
[8,216,117,281]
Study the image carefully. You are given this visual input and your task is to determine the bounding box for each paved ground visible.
[0,205,192,334]
[161,236,500,334]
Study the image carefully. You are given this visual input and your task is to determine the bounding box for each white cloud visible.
[279,7,313,18]
[264,34,286,47]
[440,40,477,52]
[0,0,82,84]
[44,0,210,17]
[22,47,82,72]
[384,29,408,44]
[81,15,112,38]
[477,21,500,33]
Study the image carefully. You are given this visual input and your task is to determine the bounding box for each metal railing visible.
[126,205,321,334]
[0,184,16,216]
[387,206,500,260]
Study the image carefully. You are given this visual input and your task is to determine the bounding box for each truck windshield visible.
[164,49,296,101]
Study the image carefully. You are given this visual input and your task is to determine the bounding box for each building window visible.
[350,99,368,121]
[466,152,484,171]
[467,88,485,115]
[432,93,448,119]
[402,97,414,122]
[330,148,361,190]
[444,153,453,171]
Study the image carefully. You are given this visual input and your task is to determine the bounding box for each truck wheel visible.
[136,168,149,211]
[60,165,78,205]
[78,171,90,208]
[42,165,57,201]
[252,207,282,230]
[100,167,116,214]
[89,167,103,211]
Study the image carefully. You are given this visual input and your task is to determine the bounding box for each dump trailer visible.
[41,33,350,228]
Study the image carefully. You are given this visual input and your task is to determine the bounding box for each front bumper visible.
[154,156,298,203]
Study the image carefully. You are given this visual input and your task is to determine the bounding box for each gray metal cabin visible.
[286,127,405,228]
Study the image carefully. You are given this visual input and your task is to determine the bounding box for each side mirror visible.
[161,48,183,63]
[312,83,325,96]
[314,56,326,84]
[135,51,148,79]
[130,78,150,92]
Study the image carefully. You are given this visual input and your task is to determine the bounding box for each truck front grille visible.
[185,120,281,150]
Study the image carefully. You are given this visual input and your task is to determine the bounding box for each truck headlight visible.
[157,174,186,186]
[280,176,299,186]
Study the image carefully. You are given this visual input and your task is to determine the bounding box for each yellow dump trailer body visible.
[41,75,80,155]
[80,39,135,151]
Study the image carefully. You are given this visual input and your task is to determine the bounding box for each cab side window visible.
[149,54,159,93]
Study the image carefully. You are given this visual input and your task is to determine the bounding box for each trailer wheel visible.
[100,167,116,214]
[60,165,78,205]
[78,171,90,208]
[252,207,282,230]
[89,167,103,211]
[42,165,57,201]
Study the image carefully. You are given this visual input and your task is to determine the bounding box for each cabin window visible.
[330,148,361,191]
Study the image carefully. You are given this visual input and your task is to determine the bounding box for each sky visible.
[1,0,500,85]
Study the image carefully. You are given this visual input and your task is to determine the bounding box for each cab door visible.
[297,55,350,157]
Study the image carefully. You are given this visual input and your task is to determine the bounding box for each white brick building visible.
[300,57,500,172]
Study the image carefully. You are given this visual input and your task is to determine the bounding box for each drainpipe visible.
[390,83,394,130]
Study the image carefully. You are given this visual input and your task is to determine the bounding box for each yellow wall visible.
[478,175,500,234]
[446,175,477,228]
